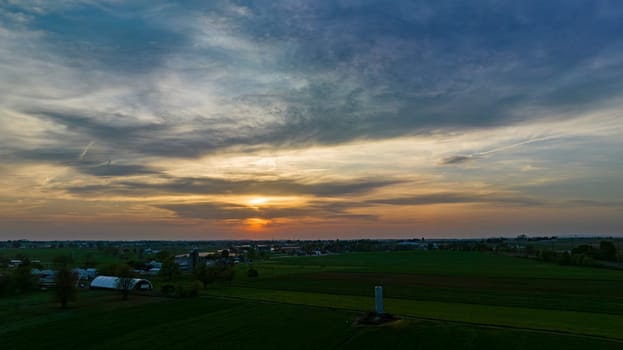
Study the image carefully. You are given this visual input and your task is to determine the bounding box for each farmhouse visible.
[90,275,153,291]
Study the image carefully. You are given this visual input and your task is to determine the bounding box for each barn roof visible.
[90,275,153,290]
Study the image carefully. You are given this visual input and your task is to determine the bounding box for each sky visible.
[1,0,622,240]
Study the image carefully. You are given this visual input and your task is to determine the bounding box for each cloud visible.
[76,163,158,177]
[369,192,543,207]
[157,199,377,221]
[79,141,94,160]
[3,0,623,162]
[2,1,623,238]
[66,176,400,197]
[440,155,473,165]
[564,199,623,208]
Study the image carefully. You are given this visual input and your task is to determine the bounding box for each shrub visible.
[10,266,36,294]
[160,284,176,297]
[247,268,259,278]
[174,281,202,298]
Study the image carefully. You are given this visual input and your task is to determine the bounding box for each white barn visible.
[90,275,153,291]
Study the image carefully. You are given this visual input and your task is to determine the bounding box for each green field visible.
[2,294,622,350]
[2,250,623,349]
[229,252,623,316]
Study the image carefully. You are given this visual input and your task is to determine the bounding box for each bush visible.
[173,281,202,298]
[10,266,37,294]
[0,274,9,295]
[598,241,617,261]
[218,266,235,283]
[193,264,217,288]
[247,268,259,278]
[160,284,176,297]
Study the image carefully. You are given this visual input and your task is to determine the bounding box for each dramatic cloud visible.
[66,177,399,197]
[158,200,377,221]
[1,0,622,239]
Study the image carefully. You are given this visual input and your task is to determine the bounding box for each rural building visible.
[90,275,153,291]
[9,259,23,268]
[31,269,57,288]
[86,268,98,279]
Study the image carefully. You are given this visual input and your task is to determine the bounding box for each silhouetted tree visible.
[15,253,30,267]
[159,258,181,281]
[10,266,36,293]
[115,264,133,300]
[53,255,77,308]
[246,247,257,261]
[0,254,9,268]
[599,241,617,261]
[193,263,216,288]
[155,250,171,262]
[54,267,77,308]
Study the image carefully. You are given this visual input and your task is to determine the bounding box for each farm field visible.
[216,251,623,340]
[2,294,622,350]
[228,251,623,316]
[2,250,623,348]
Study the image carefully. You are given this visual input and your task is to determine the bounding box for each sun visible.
[248,197,269,206]
[245,217,271,230]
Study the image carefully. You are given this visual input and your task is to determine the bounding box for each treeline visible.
[0,255,78,309]
[536,241,620,267]
[157,253,238,299]
[0,265,38,296]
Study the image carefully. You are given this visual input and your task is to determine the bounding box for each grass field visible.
[2,295,622,350]
[2,250,623,349]
[230,252,623,316]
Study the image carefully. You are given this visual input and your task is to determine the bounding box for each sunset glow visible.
[248,197,269,206]
[0,1,622,240]
[244,218,271,231]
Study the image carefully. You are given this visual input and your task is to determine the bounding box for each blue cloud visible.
[2,0,623,157]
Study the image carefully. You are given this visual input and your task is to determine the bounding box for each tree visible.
[219,266,235,285]
[53,255,77,308]
[0,254,9,268]
[115,264,133,300]
[155,250,171,262]
[0,274,9,295]
[221,249,230,259]
[599,241,617,261]
[54,267,77,308]
[246,247,257,261]
[193,263,216,288]
[10,266,36,293]
[15,253,30,267]
[159,258,180,281]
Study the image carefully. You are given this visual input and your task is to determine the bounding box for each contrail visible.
[477,135,560,156]
[79,141,95,160]
[441,134,561,165]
